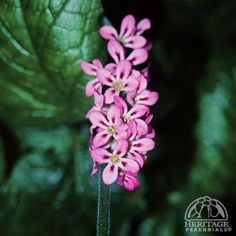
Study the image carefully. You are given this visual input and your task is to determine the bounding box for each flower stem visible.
[96,166,111,236]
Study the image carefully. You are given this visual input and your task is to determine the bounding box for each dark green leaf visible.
[0,0,104,125]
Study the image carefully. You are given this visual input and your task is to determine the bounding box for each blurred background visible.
[0,0,235,235]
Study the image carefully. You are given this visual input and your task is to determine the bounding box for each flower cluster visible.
[81,15,158,191]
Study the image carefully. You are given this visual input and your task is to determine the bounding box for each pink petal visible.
[127,105,149,120]
[91,162,99,176]
[116,60,132,81]
[90,148,111,163]
[105,63,116,74]
[99,25,118,40]
[145,114,153,124]
[107,40,125,63]
[136,18,151,34]
[97,68,115,86]
[120,14,136,38]
[131,138,155,152]
[94,91,104,108]
[113,129,127,140]
[127,120,137,140]
[135,118,148,136]
[93,130,111,147]
[88,110,109,129]
[136,74,148,93]
[127,49,148,65]
[136,90,159,106]
[145,126,155,139]
[126,92,136,105]
[123,78,139,92]
[124,35,146,49]
[107,105,121,124]
[92,59,103,69]
[85,79,100,97]
[114,96,128,115]
[102,163,118,185]
[104,88,119,104]
[113,138,128,157]
[128,151,145,168]
[80,60,98,76]
[119,158,139,173]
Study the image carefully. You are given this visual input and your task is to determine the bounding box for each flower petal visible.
[99,25,118,40]
[102,163,118,185]
[127,119,137,140]
[92,59,103,69]
[145,114,153,124]
[93,130,111,147]
[131,138,155,152]
[107,105,121,124]
[85,79,100,97]
[126,92,136,105]
[113,129,127,140]
[90,148,111,163]
[135,118,148,136]
[119,158,139,173]
[104,88,119,104]
[107,40,125,63]
[127,49,148,65]
[97,68,115,86]
[128,151,145,168]
[116,60,132,81]
[114,96,128,115]
[136,74,148,93]
[124,35,146,49]
[105,63,116,74]
[127,105,149,120]
[136,90,159,106]
[136,18,151,34]
[88,110,109,129]
[113,138,128,157]
[123,78,139,92]
[120,14,136,38]
[80,60,98,76]
[94,91,104,109]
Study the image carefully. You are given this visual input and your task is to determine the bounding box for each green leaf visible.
[0,0,104,125]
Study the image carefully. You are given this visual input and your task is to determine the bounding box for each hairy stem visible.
[96,166,111,236]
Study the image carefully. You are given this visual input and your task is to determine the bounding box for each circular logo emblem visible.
[185,196,228,221]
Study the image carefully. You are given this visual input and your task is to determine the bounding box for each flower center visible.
[113,81,124,91]
[107,125,116,134]
[110,154,120,164]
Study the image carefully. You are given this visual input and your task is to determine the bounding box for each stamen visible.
[107,125,116,134]
[110,154,120,164]
[113,81,124,91]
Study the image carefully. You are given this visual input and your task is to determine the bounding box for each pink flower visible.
[81,59,116,96]
[127,74,159,106]
[114,96,149,136]
[126,120,155,167]
[80,59,103,96]
[97,60,139,104]
[117,172,140,191]
[88,105,127,147]
[81,14,158,190]
[107,40,148,65]
[91,139,139,184]
[99,14,150,49]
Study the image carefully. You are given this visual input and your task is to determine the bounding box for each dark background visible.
[0,0,235,235]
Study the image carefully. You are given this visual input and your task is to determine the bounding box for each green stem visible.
[96,166,111,236]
